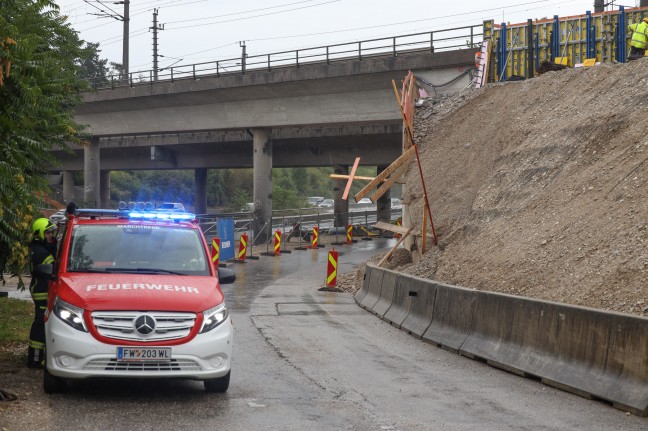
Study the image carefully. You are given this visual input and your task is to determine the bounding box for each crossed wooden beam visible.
[328,72,439,266]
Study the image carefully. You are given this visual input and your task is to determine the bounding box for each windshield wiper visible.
[104,267,186,275]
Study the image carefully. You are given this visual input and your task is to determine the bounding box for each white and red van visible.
[43,206,234,393]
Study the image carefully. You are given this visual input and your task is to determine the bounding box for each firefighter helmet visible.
[32,218,56,240]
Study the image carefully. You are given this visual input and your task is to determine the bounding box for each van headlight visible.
[200,304,228,333]
[53,297,88,332]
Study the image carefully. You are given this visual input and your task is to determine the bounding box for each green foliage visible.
[0,298,31,362]
[273,185,305,210]
[228,188,251,213]
[110,170,194,206]
[106,166,385,213]
[0,0,88,287]
[75,41,109,87]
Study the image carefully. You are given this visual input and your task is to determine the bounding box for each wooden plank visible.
[342,157,360,201]
[394,78,415,149]
[369,160,409,203]
[374,221,412,236]
[330,174,374,181]
[330,174,405,184]
[354,146,415,202]
[377,227,413,267]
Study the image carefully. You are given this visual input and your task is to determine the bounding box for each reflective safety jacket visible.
[629,21,648,49]
[28,239,56,301]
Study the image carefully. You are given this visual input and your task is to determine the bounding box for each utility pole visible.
[84,0,129,82]
[240,41,247,74]
[593,0,604,12]
[122,0,129,83]
[150,8,165,81]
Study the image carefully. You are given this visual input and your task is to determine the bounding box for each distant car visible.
[241,202,254,212]
[391,198,402,208]
[356,198,372,205]
[307,196,324,206]
[158,202,185,211]
[49,209,66,224]
[317,199,334,208]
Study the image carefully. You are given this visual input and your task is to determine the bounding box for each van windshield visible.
[67,224,210,276]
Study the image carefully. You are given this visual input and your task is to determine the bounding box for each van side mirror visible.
[218,268,236,284]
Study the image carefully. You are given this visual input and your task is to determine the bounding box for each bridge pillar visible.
[333,165,349,228]
[195,168,207,215]
[376,164,391,223]
[252,128,272,244]
[83,137,100,208]
[100,170,111,208]
[62,171,75,204]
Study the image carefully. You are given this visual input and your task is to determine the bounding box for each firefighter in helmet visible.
[27,217,58,368]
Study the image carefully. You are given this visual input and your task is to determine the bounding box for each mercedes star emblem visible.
[134,314,156,335]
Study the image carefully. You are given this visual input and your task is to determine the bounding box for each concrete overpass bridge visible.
[55,26,480,240]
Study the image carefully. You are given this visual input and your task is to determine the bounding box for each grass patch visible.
[0,297,32,364]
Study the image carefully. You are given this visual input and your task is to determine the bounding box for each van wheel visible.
[43,368,67,393]
[204,371,230,393]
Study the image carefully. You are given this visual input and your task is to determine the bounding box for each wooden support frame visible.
[342,157,360,201]
[374,221,412,267]
[369,160,409,203]
[392,77,438,245]
[330,174,405,184]
[354,146,415,202]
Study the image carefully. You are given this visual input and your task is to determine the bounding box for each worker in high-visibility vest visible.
[628,17,648,57]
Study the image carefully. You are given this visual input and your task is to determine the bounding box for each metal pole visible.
[122,0,129,83]
[151,9,164,81]
[240,41,246,74]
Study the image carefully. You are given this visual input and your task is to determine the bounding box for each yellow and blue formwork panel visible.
[485,6,648,82]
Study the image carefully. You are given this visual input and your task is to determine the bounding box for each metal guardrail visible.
[90,25,482,90]
[198,207,402,243]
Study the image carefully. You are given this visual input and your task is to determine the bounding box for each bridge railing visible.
[91,24,482,90]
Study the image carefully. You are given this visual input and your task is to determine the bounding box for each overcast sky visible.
[54,0,628,73]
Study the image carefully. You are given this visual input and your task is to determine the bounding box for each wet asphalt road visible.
[35,239,648,430]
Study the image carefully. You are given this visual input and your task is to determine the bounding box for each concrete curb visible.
[355,263,648,416]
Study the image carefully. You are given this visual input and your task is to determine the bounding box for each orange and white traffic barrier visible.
[346,224,353,245]
[237,233,248,262]
[211,238,220,267]
[326,248,338,287]
[274,230,281,255]
[311,226,319,248]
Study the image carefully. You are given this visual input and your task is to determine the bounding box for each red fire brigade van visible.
[42,205,234,393]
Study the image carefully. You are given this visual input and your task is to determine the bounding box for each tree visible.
[76,41,109,87]
[0,0,88,289]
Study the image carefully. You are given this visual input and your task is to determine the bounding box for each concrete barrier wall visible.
[383,274,414,328]
[399,277,437,338]
[358,265,384,311]
[354,267,372,304]
[422,282,477,353]
[372,269,398,317]
[355,263,648,416]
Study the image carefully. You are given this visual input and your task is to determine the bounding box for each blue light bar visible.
[128,211,196,221]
